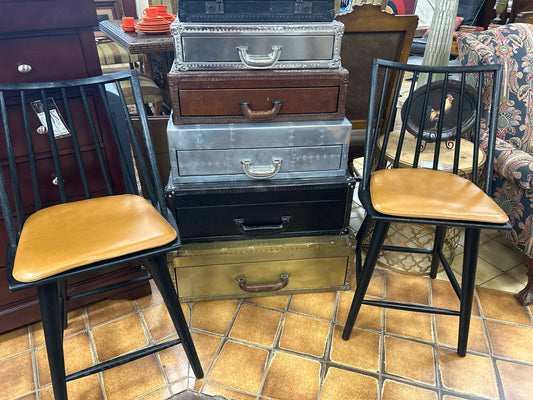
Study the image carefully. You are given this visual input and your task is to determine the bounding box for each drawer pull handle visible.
[237,273,290,292]
[234,215,290,235]
[236,45,282,68]
[17,64,32,74]
[239,99,282,120]
[241,158,282,179]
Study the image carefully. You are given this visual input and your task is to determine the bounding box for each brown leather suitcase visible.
[168,67,348,124]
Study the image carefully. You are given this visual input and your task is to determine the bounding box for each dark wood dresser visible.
[0,0,150,333]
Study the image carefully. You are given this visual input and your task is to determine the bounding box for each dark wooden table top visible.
[98,20,174,54]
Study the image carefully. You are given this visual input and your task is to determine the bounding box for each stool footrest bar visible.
[361,243,433,255]
[362,299,460,316]
[67,274,153,301]
[66,338,182,382]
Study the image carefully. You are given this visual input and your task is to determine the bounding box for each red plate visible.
[137,20,170,26]
[137,29,170,34]
[135,24,169,30]
[135,25,170,34]
[141,16,166,23]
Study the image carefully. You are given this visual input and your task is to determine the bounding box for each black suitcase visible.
[178,0,338,23]
[165,173,355,242]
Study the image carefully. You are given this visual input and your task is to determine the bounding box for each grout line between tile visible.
[28,324,40,400]
[428,278,444,400]
[83,305,108,400]
[253,298,290,400]
[195,299,245,394]
[378,272,387,400]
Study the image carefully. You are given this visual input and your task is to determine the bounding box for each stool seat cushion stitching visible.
[13,194,176,282]
[370,168,509,223]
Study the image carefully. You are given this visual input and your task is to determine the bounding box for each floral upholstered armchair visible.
[458,23,533,305]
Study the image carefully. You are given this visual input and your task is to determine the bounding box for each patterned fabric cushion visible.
[458,23,533,256]
[97,40,143,66]
[120,74,162,105]
[492,137,533,190]
[95,40,161,106]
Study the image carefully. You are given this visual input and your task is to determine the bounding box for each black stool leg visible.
[144,255,204,379]
[38,282,68,400]
[355,214,373,283]
[457,227,480,356]
[343,220,390,340]
[429,226,447,279]
[58,279,68,332]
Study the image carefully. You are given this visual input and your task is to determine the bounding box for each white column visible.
[422,0,460,67]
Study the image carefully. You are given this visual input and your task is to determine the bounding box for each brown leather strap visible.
[239,99,282,120]
[237,273,290,292]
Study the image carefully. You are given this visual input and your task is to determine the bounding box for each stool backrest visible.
[360,59,503,206]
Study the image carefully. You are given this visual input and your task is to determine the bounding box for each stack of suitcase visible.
[164,0,356,302]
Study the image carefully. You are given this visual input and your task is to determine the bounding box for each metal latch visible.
[294,0,312,14]
[205,0,224,14]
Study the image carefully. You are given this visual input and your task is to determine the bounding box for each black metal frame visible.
[343,59,510,356]
[0,70,203,399]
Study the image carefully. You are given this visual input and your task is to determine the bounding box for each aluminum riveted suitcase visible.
[178,0,340,23]
[165,172,356,242]
[166,117,351,183]
[170,20,343,71]
[168,68,348,125]
[167,233,355,302]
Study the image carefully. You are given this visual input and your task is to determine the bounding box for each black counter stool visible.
[0,70,203,399]
[345,59,510,356]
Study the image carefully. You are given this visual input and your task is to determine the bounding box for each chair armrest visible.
[493,137,533,190]
[457,32,498,66]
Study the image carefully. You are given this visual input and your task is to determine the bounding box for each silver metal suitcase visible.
[166,117,351,183]
[170,20,344,71]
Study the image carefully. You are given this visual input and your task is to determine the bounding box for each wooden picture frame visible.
[95,0,124,21]
[401,80,478,142]
[94,0,124,37]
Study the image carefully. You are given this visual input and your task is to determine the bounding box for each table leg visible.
[516,254,533,306]
[145,51,174,114]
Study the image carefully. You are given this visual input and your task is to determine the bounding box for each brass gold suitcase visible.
[167,233,355,302]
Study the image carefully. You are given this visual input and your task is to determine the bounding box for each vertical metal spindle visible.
[61,87,90,199]
[20,90,42,210]
[41,88,67,203]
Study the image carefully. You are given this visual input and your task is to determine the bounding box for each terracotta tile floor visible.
[1,179,533,399]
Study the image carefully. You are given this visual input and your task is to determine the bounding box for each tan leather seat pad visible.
[13,194,177,283]
[370,169,509,224]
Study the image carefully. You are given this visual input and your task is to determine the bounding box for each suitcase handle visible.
[236,45,282,68]
[236,273,290,292]
[239,99,283,120]
[234,215,291,235]
[241,158,282,178]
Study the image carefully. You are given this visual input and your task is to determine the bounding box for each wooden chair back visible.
[335,5,418,130]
